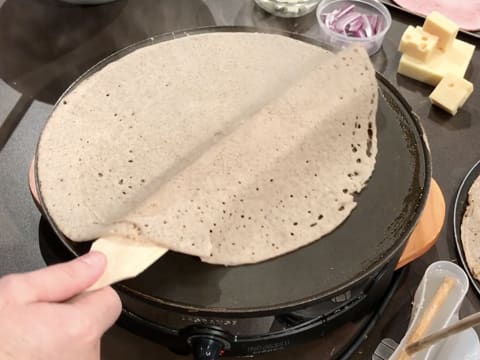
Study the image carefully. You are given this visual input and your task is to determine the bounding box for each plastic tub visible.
[255,0,322,18]
[316,0,392,55]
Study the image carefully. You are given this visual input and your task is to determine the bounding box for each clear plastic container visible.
[316,0,392,55]
[255,0,322,18]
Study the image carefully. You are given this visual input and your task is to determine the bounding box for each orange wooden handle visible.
[396,179,445,269]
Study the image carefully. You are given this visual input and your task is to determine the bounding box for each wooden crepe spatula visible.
[28,161,169,291]
[87,236,168,291]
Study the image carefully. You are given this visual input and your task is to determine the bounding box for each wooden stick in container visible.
[397,276,456,360]
[406,310,480,355]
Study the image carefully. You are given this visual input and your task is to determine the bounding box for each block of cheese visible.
[429,74,474,115]
[398,39,475,86]
[422,11,459,51]
[398,26,439,62]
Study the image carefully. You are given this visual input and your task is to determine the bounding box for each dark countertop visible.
[0,1,479,359]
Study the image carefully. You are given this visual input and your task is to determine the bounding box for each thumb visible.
[18,251,107,303]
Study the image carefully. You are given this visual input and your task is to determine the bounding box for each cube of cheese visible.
[398,39,475,86]
[423,11,459,51]
[398,26,439,62]
[429,74,473,115]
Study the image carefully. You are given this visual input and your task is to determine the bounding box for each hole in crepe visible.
[310,222,317,227]
[293,222,298,226]
[367,128,373,138]
[290,232,295,236]
[128,159,133,163]
[270,178,274,182]
[318,214,324,220]
[338,206,345,211]
[232,242,236,246]
[251,251,255,255]
[144,224,149,228]
[305,160,310,164]
[271,243,276,247]
[141,179,145,183]
[106,93,110,97]
[351,145,357,153]
[122,191,127,195]
[307,210,312,214]
[342,122,346,126]
[241,215,245,218]
[354,171,359,176]
[114,113,118,117]
[339,96,343,100]
[163,220,167,224]
[256,187,259,191]
[209,229,213,233]
[357,158,362,163]
[343,188,348,193]
[63,100,67,105]
[290,194,294,198]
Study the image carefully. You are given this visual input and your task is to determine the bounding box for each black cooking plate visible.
[35,27,431,316]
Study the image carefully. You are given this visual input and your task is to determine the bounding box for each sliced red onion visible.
[320,4,384,38]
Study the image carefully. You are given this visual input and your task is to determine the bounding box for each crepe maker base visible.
[38,216,402,359]
[31,173,444,358]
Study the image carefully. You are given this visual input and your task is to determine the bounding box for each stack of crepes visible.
[462,175,480,280]
[36,33,378,287]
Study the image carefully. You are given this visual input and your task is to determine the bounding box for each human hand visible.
[0,252,122,360]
